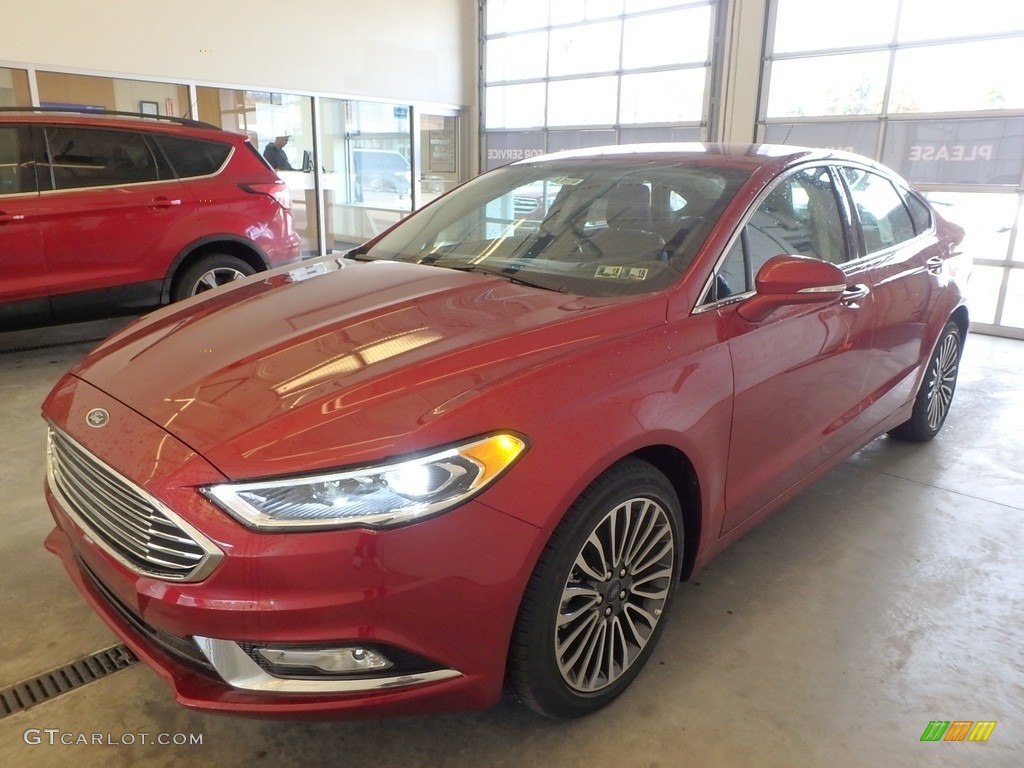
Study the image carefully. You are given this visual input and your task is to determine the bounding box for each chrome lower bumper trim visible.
[193,636,462,694]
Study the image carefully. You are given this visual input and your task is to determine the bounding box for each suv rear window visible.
[154,135,231,178]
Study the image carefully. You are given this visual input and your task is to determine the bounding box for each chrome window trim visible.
[693,160,935,313]
[46,424,224,583]
[193,636,462,694]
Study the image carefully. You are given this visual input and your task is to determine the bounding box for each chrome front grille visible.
[47,426,222,582]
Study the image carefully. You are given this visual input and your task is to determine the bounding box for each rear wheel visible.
[508,458,680,718]
[172,254,255,301]
[889,319,962,442]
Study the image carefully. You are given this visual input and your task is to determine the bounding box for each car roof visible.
[514,142,880,175]
[0,107,234,141]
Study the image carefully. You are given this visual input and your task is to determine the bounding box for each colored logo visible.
[920,720,997,742]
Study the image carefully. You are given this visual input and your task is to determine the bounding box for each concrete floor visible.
[0,321,1021,767]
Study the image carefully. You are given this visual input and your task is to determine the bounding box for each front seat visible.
[590,183,665,260]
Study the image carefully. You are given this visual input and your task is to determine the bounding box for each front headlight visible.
[202,433,527,531]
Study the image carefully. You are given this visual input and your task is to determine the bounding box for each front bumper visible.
[42,376,543,717]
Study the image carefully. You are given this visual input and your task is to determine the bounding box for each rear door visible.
[708,165,879,533]
[835,166,941,426]
[0,124,50,327]
[36,124,194,314]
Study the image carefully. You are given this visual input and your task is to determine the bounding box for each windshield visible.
[362,158,751,297]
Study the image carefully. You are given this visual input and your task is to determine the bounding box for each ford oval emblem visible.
[86,408,110,428]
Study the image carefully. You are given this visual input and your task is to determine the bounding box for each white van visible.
[353,148,411,199]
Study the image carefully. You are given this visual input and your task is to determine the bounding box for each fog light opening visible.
[256,646,393,676]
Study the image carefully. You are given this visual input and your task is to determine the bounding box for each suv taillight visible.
[241,182,292,210]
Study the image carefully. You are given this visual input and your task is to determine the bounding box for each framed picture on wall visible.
[139,100,159,116]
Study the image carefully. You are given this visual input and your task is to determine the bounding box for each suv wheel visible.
[173,255,255,301]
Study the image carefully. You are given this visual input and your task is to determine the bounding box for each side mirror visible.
[737,255,847,323]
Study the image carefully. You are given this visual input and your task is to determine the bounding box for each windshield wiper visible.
[343,245,376,261]
[443,264,566,293]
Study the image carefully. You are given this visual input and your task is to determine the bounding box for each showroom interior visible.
[1,0,1021,764]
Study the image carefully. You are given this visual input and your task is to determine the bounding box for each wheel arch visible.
[629,444,702,582]
[950,303,969,342]
[162,236,271,303]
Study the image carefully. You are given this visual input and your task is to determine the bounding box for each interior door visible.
[715,166,878,533]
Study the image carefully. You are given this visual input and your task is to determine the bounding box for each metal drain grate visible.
[0,644,138,719]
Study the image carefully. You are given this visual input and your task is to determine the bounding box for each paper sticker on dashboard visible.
[595,265,623,279]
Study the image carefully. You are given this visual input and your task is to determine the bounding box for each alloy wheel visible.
[191,267,248,296]
[925,330,960,431]
[555,496,675,693]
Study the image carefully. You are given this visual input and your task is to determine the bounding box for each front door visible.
[714,166,878,533]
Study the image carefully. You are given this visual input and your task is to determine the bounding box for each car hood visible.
[71,259,664,479]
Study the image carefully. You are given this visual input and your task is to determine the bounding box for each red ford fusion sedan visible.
[42,144,968,719]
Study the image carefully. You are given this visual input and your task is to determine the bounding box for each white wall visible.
[3,0,475,108]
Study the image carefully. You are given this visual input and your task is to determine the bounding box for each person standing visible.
[263,135,293,170]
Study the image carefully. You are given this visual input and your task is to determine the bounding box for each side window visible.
[842,169,916,252]
[42,127,159,190]
[0,126,34,195]
[902,189,933,235]
[704,166,847,303]
[152,135,231,178]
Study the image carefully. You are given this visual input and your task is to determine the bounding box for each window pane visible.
[962,264,1002,324]
[36,71,188,117]
[551,0,624,23]
[548,77,619,126]
[1014,202,1024,265]
[620,68,707,123]
[620,125,703,143]
[486,83,547,129]
[550,21,622,76]
[486,31,549,83]
[898,0,1024,42]
[752,167,847,264]
[625,0,704,12]
[44,128,159,189]
[0,127,32,195]
[766,52,889,117]
[890,39,1024,112]
[1001,269,1024,328]
[843,170,915,252]
[0,67,31,107]
[772,0,897,53]
[486,0,549,34]
[622,6,712,69]
[762,121,880,157]
[154,136,230,178]
[925,192,1016,266]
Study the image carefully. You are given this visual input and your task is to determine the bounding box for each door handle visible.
[841,284,870,304]
[0,212,27,224]
[926,256,944,275]
[146,197,182,209]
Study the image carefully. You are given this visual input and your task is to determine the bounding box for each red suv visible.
[0,108,301,330]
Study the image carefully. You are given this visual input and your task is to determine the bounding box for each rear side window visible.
[154,135,231,178]
[42,127,160,190]
[903,190,933,235]
[841,169,917,253]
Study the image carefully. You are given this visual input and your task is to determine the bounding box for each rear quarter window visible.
[154,135,232,178]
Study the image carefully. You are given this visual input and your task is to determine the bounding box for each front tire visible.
[509,458,680,718]
[889,319,962,442]
[172,254,255,301]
